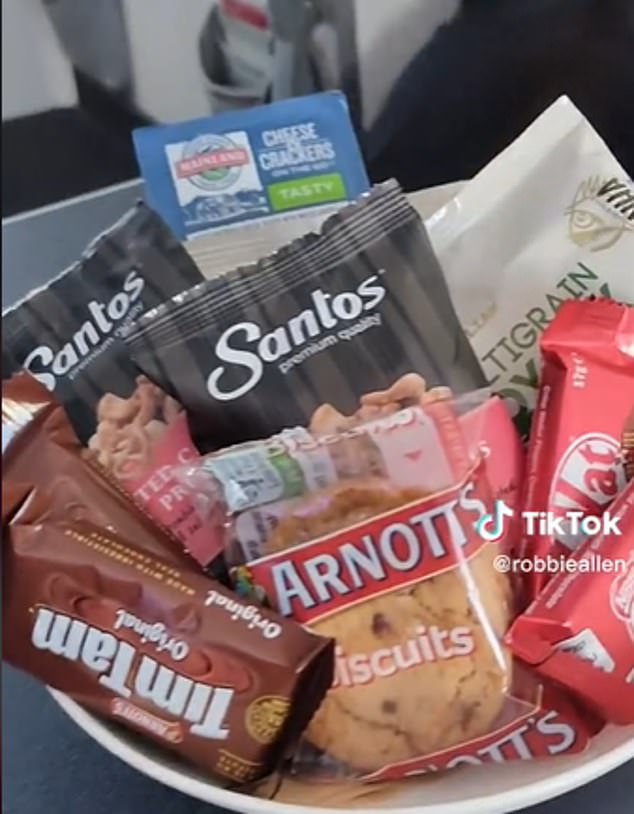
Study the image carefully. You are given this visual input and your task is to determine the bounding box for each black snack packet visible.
[1,204,228,571]
[2,202,203,443]
[124,181,486,451]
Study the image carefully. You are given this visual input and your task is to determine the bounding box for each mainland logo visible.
[174,133,250,191]
[566,176,634,252]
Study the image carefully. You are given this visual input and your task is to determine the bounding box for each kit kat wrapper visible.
[509,479,634,725]
[518,299,634,600]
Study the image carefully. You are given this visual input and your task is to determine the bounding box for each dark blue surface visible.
[2,182,632,814]
[1,666,223,814]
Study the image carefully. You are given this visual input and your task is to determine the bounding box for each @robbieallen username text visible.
[492,553,627,575]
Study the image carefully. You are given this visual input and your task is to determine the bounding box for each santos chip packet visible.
[124,181,487,452]
[134,91,369,240]
[1,205,224,568]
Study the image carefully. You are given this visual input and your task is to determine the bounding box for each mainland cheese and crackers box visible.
[2,91,633,798]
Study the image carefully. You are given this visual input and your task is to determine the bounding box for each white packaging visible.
[426,96,633,434]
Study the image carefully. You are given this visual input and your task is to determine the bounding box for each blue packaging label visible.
[133,92,369,239]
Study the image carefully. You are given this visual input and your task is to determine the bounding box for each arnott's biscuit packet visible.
[1,206,223,569]
[124,181,486,452]
[219,393,591,780]
[2,480,334,785]
[427,95,633,436]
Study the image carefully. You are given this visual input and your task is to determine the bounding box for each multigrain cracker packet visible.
[217,392,591,780]
[124,181,486,452]
[427,96,633,436]
[1,205,224,569]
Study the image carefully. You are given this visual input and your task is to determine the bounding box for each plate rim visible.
[49,689,634,814]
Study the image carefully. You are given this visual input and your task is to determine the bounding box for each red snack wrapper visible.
[179,390,524,567]
[456,393,525,555]
[2,481,334,785]
[509,479,634,725]
[519,299,634,599]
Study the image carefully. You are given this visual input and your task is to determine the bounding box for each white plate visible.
[50,689,633,814]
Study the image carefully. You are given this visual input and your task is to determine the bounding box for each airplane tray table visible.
[2,181,632,814]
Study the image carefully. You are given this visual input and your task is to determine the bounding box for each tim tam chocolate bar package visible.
[2,372,196,569]
[1,206,226,568]
[2,481,334,785]
[124,181,486,451]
